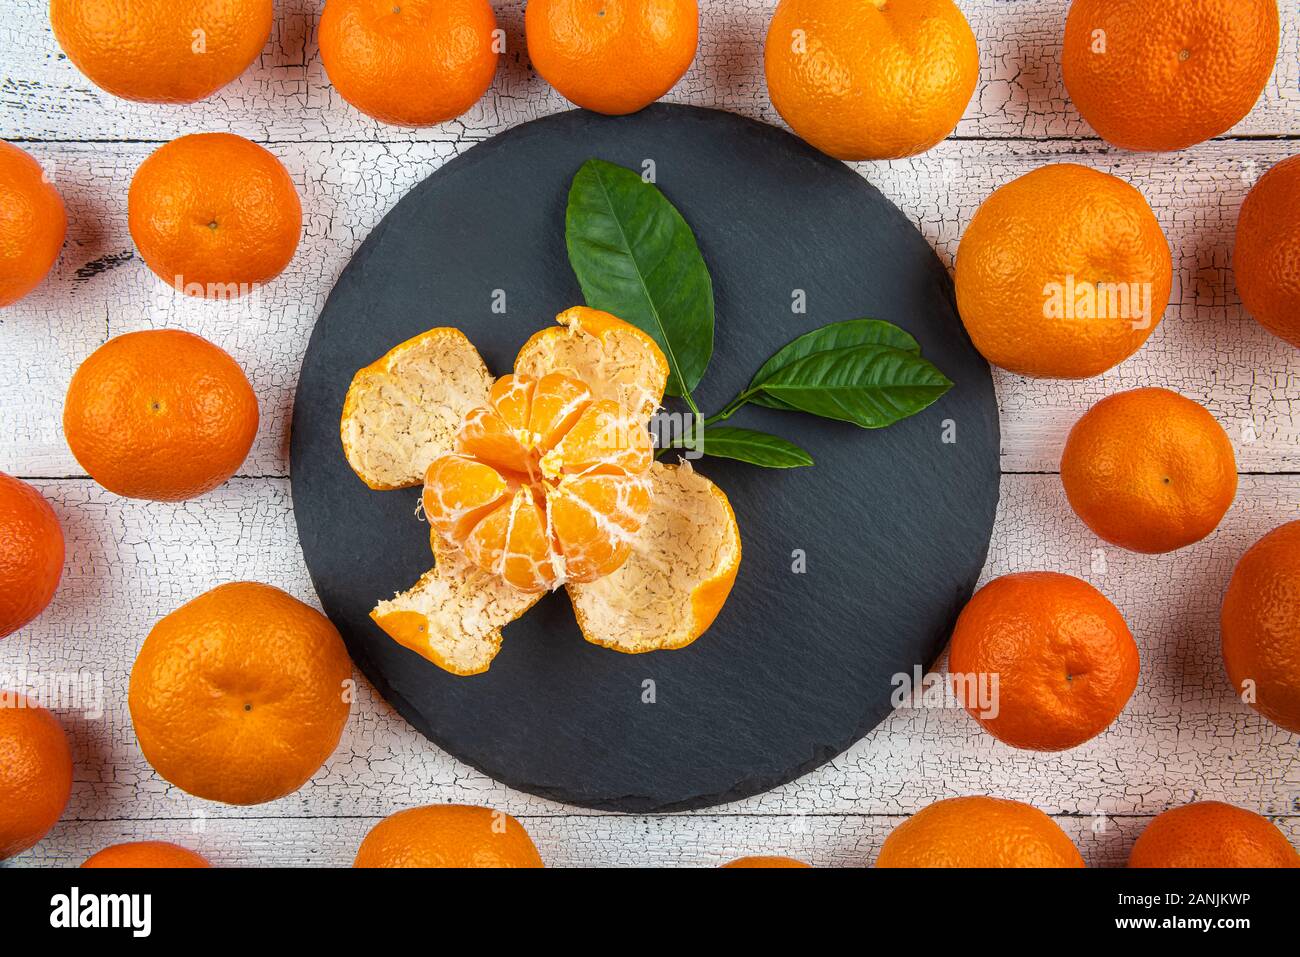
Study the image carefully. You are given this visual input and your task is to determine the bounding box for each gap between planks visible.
[3,134,1299,147]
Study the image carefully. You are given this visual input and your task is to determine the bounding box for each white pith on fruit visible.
[370,537,539,677]
[345,310,739,674]
[515,307,667,424]
[422,374,656,593]
[569,460,741,653]
[341,328,493,490]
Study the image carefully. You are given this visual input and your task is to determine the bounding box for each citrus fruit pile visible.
[342,307,741,675]
[933,0,1298,804]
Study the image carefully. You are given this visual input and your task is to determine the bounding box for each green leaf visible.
[748,319,922,412]
[689,426,814,468]
[752,344,953,429]
[566,159,714,396]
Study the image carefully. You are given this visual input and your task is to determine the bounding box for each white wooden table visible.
[2,0,1297,867]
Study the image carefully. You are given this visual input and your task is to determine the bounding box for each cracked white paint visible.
[1,477,1296,866]
[2,0,1297,142]
[3,138,1299,478]
[0,0,1297,866]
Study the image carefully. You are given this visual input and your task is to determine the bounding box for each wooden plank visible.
[1,475,1295,831]
[12,811,1297,868]
[0,140,461,478]
[2,139,1297,478]
[2,0,1297,871]
[2,0,1297,143]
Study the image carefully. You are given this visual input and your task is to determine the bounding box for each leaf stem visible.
[702,389,757,426]
[655,389,703,460]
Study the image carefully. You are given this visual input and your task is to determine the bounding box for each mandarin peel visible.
[353,804,544,868]
[514,306,670,423]
[0,142,67,308]
[525,0,700,116]
[371,538,541,677]
[341,327,494,491]
[0,694,73,860]
[570,459,741,654]
[344,307,740,675]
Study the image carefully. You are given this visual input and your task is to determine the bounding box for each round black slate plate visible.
[290,105,999,813]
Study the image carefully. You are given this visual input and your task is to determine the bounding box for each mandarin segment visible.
[461,488,560,593]
[500,494,560,593]
[489,374,537,430]
[528,373,595,450]
[547,401,653,477]
[457,406,537,478]
[422,454,511,541]
[455,372,595,477]
[550,473,654,583]
[425,370,656,594]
